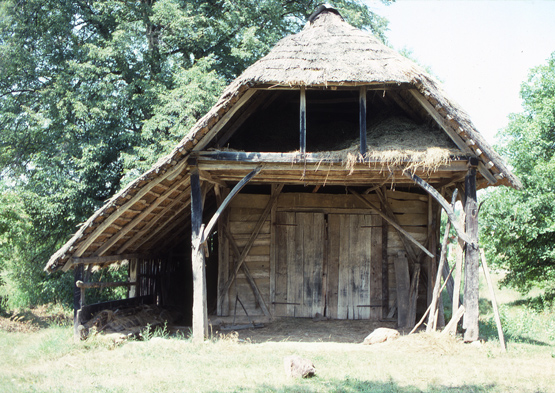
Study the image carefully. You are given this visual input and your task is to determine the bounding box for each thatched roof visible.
[44,7,520,273]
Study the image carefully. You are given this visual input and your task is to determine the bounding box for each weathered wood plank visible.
[370,214,383,320]
[337,214,350,319]
[327,214,340,319]
[393,252,410,328]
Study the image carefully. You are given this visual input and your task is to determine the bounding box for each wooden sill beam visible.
[76,280,137,289]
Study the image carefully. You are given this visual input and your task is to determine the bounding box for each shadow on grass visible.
[216,377,497,393]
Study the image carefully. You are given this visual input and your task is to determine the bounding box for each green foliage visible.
[481,52,555,293]
[0,0,391,310]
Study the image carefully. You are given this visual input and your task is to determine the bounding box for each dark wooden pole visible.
[300,86,306,154]
[359,86,367,156]
[73,264,84,341]
[190,160,208,342]
[463,159,479,342]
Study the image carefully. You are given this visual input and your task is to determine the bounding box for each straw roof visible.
[44,7,520,273]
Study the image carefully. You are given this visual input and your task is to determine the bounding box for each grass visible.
[1,276,555,393]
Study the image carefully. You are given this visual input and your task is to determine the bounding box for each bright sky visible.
[365,0,555,144]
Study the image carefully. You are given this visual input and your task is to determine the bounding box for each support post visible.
[359,86,367,156]
[463,160,479,342]
[190,160,208,342]
[300,86,306,154]
[73,264,84,342]
[129,259,138,298]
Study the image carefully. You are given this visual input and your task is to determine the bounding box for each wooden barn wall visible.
[218,191,428,320]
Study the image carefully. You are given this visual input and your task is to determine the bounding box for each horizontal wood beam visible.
[197,151,469,167]
[71,254,153,265]
[76,280,137,289]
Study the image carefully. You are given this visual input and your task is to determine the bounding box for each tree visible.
[481,52,555,293]
[0,0,391,309]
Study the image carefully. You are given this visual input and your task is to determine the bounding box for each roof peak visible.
[307,4,343,24]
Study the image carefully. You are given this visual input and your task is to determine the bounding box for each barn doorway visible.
[274,211,382,320]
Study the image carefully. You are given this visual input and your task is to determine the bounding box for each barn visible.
[45,6,521,343]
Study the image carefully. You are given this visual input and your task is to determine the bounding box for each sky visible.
[364,0,555,144]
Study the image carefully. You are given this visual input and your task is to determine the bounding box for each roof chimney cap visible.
[308,4,343,23]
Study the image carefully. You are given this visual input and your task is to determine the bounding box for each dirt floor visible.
[210,317,398,344]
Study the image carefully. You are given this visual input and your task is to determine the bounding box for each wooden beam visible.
[347,188,434,258]
[201,166,262,244]
[71,159,189,261]
[198,151,469,168]
[409,89,473,154]
[72,254,149,265]
[76,280,137,289]
[375,188,419,264]
[192,89,257,152]
[359,86,367,156]
[300,86,306,154]
[121,190,191,253]
[222,225,271,317]
[480,248,506,352]
[214,91,268,148]
[463,163,480,342]
[199,170,227,188]
[218,184,284,311]
[427,190,458,332]
[405,171,473,246]
[93,182,186,257]
[190,162,208,342]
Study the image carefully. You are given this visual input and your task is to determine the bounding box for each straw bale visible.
[78,304,173,339]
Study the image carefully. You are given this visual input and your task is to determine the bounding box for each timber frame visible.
[46,6,520,344]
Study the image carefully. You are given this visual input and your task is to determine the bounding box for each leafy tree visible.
[481,52,555,293]
[0,0,391,309]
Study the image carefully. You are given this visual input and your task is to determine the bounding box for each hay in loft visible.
[316,116,459,173]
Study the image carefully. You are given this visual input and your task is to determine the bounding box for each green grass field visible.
[1,275,554,393]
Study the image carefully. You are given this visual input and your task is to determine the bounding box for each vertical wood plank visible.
[337,214,350,319]
[217,188,230,316]
[269,185,278,316]
[288,213,303,316]
[357,215,371,320]
[306,213,325,317]
[275,212,291,316]
[394,252,410,328]
[190,164,208,342]
[370,214,383,320]
[463,163,480,342]
[128,259,138,298]
[327,214,340,319]
[381,217,389,317]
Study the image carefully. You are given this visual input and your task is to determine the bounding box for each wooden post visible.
[129,259,138,298]
[480,249,506,352]
[359,86,367,156]
[190,161,208,342]
[300,86,306,154]
[463,160,479,342]
[73,264,84,341]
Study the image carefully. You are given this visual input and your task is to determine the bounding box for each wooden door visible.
[274,211,382,320]
[327,213,382,320]
[274,211,325,317]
